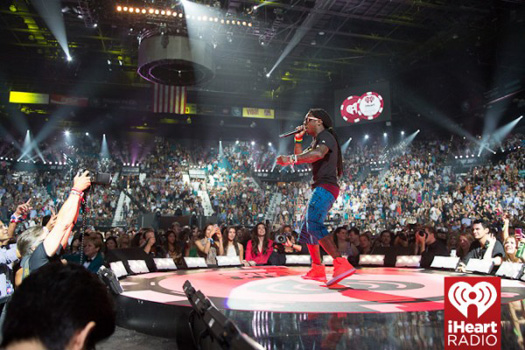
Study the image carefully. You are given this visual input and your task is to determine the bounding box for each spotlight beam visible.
[31,0,71,59]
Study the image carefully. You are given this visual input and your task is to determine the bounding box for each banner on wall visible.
[242,108,275,119]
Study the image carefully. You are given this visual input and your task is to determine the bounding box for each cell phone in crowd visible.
[516,228,523,240]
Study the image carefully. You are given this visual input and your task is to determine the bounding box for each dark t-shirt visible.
[420,239,449,268]
[462,239,505,264]
[311,129,339,188]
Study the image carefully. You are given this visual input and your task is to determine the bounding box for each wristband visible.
[209,238,214,244]
[294,135,303,143]
[70,189,84,198]
[10,214,25,224]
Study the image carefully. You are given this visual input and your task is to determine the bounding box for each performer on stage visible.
[276,108,355,286]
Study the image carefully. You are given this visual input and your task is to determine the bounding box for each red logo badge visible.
[445,277,500,349]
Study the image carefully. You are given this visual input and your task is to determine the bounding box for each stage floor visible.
[118,266,525,349]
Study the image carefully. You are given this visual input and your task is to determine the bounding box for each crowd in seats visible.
[0,132,523,279]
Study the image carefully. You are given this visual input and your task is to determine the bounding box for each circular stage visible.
[119,266,525,313]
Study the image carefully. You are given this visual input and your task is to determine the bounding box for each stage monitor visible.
[184,257,208,269]
[154,258,178,271]
[322,255,334,266]
[128,260,150,274]
[395,255,422,268]
[109,261,128,278]
[430,256,460,270]
[359,254,385,266]
[465,258,494,274]
[217,256,242,267]
[334,82,391,128]
[285,255,311,266]
[497,261,524,279]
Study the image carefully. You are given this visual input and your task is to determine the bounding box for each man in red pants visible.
[277,108,355,286]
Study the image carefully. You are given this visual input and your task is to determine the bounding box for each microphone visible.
[279,127,304,138]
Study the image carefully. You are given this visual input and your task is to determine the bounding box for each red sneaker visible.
[301,264,327,282]
[327,257,356,286]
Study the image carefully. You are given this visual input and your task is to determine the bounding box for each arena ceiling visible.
[0,0,524,135]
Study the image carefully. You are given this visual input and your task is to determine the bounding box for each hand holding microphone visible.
[279,125,306,138]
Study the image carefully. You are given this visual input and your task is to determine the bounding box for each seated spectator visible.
[133,228,165,258]
[333,227,359,265]
[195,224,224,265]
[358,232,373,255]
[1,262,115,350]
[458,219,505,272]
[117,233,130,249]
[348,227,360,251]
[245,223,273,265]
[372,230,393,252]
[64,237,104,273]
[222,226,244,263]
[414,226,450,268]
[105,236,118,252]
[455,233,474,260]
[164,230,184,265]
[502,235,524,263]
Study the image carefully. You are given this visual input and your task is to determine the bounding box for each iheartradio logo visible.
[445,277,500,350]
[448,281,497,318]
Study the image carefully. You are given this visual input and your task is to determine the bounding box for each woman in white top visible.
[222,226,244,263]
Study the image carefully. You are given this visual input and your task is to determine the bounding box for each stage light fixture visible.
[135,8,140,13]
[251,141,255,145]
[401,131,405,135]
[149,8,154,14]
[359,254,385,266]
[167,10,172,16]
[395,255,421,268]
[141,9,146,14]
[365,134,369,139]
[383,132,387,137]
[117,6,122,11]
[155,9,160,14]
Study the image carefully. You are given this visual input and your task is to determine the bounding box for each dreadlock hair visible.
[308,108,343,177]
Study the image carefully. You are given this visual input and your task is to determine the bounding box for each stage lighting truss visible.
[115,4,253,27]
[359,254,385,266]
[395,255,422,268]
